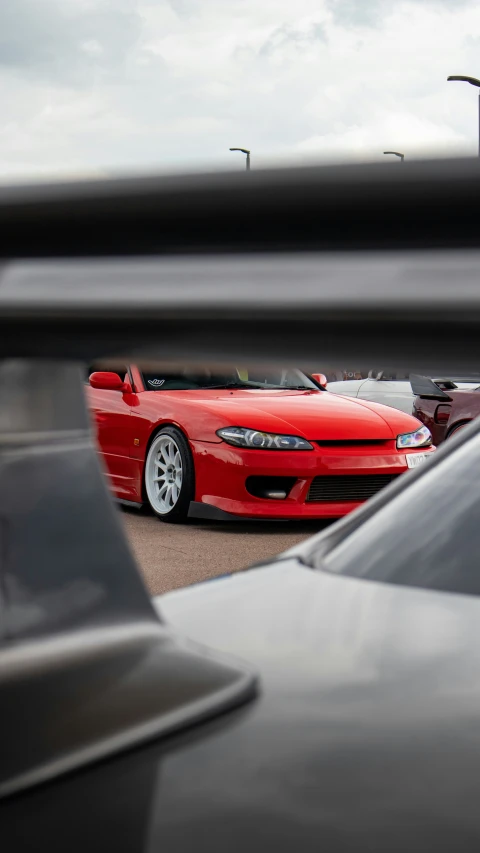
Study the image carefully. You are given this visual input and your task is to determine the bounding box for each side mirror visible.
[89,372,130,392]
[312,373,328,388]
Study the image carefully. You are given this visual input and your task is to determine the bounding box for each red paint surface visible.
[86,368,434,518]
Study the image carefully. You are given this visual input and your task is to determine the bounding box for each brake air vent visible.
[307,474,398,502]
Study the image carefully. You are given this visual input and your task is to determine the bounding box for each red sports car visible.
[86,364,435,523]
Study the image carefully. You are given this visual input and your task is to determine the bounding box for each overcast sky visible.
[1,0,480,180]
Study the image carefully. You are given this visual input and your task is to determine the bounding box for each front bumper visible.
[190,440,435,519]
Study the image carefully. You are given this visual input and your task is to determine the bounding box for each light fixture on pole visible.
[229,148,251,171]
[383,151,405,162]
[447,75,480,157]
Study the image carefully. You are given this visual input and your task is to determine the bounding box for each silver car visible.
[327,370,480,414]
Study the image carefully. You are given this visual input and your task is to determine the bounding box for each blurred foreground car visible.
[3,397,479,853]
[412,373,480,444]
[328,368,480,414]
[157,421,480,850]
[87,363,434,522]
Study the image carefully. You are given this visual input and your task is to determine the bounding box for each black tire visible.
[447,422,469,440]
[144,426,195,523]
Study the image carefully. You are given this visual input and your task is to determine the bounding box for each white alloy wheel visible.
[145,433,183,515]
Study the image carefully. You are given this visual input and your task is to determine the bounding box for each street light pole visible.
[383,151,405,162]
[447,75,480,157]
[229,147,251,171]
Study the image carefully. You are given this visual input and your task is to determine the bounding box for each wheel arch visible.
[141,421,195,504]
[446,418,472,440]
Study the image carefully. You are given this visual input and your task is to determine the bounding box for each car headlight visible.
[217,427,313,450]
[396,425,432,450]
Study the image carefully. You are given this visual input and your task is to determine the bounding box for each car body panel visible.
[328,377,414,412]
[191,439,424,517]
[148,560,480,853]
[414,387,480,444]
[357,378,414,412]
[86,369,431,518]
[128,383,421,442]
[86,384,139,499]
[6,555,480,852]
[325,377,370,397]
[329,376,480,415]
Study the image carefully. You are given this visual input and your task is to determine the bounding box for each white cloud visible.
[297,113,465,162]
[0,0,478,180]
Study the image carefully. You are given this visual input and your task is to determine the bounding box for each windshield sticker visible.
[148,379,165,388]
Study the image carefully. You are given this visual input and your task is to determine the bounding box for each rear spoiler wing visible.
[410,374,454,400]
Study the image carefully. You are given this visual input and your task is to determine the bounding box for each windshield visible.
[141,367,319,391]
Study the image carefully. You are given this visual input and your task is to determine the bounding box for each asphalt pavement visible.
[120,505,332,595]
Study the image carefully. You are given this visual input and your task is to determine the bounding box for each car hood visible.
[149,389,421,440]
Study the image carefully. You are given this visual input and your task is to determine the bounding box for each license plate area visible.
[406,452,430,469]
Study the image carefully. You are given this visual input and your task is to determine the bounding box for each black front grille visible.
[316,439,389,447]
[307,474,398,503]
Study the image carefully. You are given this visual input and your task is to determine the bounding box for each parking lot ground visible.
[120,505,332,595]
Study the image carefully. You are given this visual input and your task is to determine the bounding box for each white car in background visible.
[326,370,480,414]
